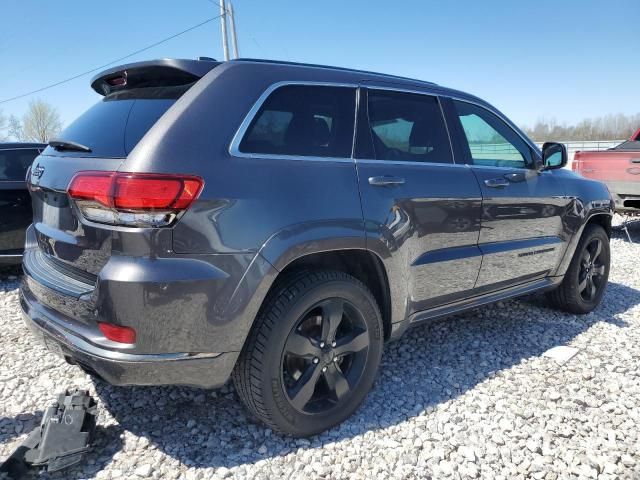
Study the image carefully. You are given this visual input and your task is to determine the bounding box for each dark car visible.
[20,58,613,436]
[0,143,45,264]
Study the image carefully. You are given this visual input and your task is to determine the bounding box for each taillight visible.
[98,322,136,344]
[68,171,203,227]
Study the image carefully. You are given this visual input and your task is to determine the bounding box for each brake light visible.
[68,171,203,227]
[98,322,136,344]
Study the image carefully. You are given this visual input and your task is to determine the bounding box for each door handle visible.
[484,177,510,188]
[630,158,640,164]
[368,176,405,186]
[582,168,595,173]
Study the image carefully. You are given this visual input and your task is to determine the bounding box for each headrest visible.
[409,120,435,147]
[313,117,330,146]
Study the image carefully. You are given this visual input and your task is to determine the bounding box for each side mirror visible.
[541,142,567,170]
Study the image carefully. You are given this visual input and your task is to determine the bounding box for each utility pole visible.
[219,0,230,61]
[228,2,239,59]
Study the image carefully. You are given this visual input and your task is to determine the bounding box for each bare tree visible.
[20,99,62,143]
[8,115,24,141]
[0,109,8,141]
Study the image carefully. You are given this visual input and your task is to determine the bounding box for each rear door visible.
[444,98,570,290]
[0,147,40,256]
[355,88,483,316]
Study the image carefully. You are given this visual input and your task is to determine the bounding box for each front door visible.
[445,99,570,290]
[355,88,483,318]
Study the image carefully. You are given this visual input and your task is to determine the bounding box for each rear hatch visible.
[26,59,219,283]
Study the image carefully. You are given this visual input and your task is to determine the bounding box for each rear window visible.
[0,148,41,181]
[238,85,356,158]
[44,84,191,158]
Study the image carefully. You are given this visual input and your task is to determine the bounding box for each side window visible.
[0,149,39,181]
[367,90,452,163]
[453,100,532,169]
[238,85,356,158]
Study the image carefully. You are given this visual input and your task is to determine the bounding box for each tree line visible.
[522,113,640,142]
[1,99,639,144]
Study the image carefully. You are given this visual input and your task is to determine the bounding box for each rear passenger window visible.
[367,90,452,163]
[238,85,356,158]
[0,149,40,181]
[453,100,532,169]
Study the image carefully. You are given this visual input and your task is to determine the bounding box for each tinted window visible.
[453,100,532,168]
[239,85,356,158]
[0,149,40,181]
[44,85,190,158]
[367,90,452,163]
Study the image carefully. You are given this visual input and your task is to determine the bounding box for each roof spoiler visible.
[90,58,220,96]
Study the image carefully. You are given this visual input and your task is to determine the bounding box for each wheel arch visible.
[264,249,393,341]
[554,211,613,277]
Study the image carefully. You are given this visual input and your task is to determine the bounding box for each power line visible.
[0,16,220,105]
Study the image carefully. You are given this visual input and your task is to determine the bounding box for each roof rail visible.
[231,58,437,86]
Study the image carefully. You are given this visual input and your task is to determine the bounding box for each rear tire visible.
[233,270,383,437]
[547,224,610,314]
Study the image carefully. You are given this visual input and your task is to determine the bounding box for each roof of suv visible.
[89,57,489,108]
[232,58,439,87]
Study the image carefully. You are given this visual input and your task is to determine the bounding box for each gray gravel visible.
[1,222,640,479]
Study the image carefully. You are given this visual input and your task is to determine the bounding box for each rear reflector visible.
[98,322,136,344]
[68,171,203,227]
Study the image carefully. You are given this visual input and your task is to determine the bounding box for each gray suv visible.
[21,58,613,436]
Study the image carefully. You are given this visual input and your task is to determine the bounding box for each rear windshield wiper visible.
[49,139,92,153]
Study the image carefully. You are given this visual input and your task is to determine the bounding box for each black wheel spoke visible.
[587,278,597,300]
[334,330,369,356]
[289,363,322,410]
[592,264,605,276]
[285,331,321,358]
[281,293,372,414]
[320,299,344,342]
[324,364,350,402]
[578,276,588,293]
[591,239,602,263]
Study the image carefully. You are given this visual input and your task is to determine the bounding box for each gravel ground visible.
[1,221,640,480]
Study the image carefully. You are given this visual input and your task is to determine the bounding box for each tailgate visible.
[574,150,640,194]
[28,155,123,276]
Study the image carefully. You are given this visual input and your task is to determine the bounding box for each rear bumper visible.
[20,288,238,389]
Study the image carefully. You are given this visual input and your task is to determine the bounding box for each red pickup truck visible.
[573,128,640,213]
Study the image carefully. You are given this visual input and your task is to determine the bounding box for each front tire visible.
[233,270,383,437]
[547,224,610,314]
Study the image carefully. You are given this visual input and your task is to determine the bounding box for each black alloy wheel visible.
[547,224,610,314]
[578,237,606,302]
[281,298,370,414]
[233,270,383,437]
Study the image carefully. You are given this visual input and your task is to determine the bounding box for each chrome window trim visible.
[228,81,359,162]
[0,148,42,152]
[357,83,540,155]
[356,158,470,169]
[228,79,540,166]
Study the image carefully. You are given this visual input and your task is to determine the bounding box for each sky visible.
[1,0,638,130]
